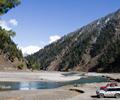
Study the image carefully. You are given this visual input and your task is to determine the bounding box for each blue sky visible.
[0,0,120,55]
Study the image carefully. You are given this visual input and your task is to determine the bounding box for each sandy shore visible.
[0,71,120,100]
[0,88,78,100]
[0,71,81,82]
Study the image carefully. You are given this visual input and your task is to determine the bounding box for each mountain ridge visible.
[26,9,120,72]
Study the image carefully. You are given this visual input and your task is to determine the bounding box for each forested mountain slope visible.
[0,27,26,70]
[0,0,26,70]
[26,9,120,72]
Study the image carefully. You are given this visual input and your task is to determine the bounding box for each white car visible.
[96,86,120,98]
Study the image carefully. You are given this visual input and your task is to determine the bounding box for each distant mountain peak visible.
[116,8,120,13]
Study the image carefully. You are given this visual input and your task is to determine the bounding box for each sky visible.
[0,0,120,55]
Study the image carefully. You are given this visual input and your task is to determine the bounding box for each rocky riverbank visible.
[0,71,120,100]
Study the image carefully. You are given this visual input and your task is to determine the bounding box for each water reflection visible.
[20,82,31,90]
[0,76,108,91]
[0,81,62,90]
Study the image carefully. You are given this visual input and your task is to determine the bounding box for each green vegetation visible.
[0,0,20,15]
[0,27,23,62]
[91,19,117,57]
[0,0,26,70]
[17,63,24,70]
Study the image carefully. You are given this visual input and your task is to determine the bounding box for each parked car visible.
[100,83,118,90]
[96,86,120,98]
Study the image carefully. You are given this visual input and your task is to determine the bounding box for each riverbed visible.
[0,71,119,100]
[0,71,108,90]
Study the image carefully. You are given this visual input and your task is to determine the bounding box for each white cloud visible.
[0,19,18,30]
[49,35,61,43]
[20,45,41,56]
[19,35,61,56]
[0,20,11,30]
[9,19,18,26]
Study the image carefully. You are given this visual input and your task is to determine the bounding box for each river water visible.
[0,76,108,90]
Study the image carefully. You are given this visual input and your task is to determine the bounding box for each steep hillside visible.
[0,27,26,70]
[0,0,27,70]
[26,9,120,72]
